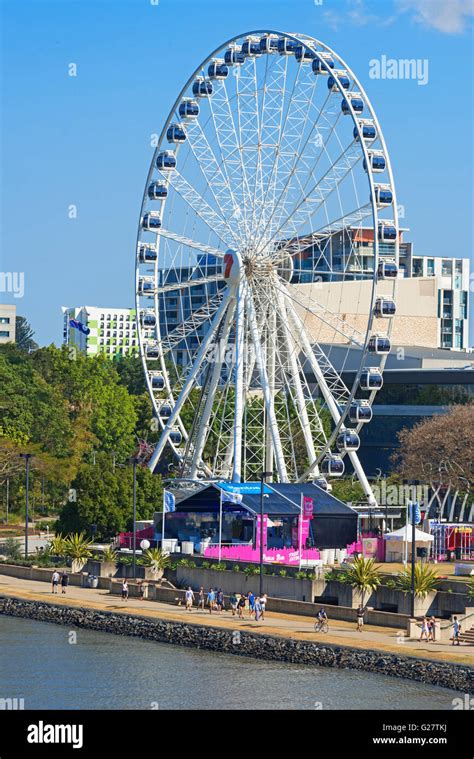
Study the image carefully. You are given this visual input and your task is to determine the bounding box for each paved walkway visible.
[0,574,472,666]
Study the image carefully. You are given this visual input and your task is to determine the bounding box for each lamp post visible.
[131,457,138,580]
[409,481,420,619]
[19,454,33,558]
[259,472,272,597]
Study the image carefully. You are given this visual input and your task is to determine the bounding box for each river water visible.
[0,616,459,710]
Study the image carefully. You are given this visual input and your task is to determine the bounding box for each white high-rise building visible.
[0,304,16,344]
[61,306,139,358]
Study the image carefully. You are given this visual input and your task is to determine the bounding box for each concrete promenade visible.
[0,574,472,667]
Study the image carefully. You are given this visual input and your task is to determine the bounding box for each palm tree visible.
[101,545,117,563]
[64,532,94,573]
[142,547,171,579]
[343,556,381,606]
[396,563,440,599]
[48,535,67,562]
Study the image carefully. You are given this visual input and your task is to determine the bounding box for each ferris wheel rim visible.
[135,29,400,497]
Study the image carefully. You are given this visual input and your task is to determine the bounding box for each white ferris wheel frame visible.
[134,30,400,506]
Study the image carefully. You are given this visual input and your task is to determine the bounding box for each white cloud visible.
[396,0,474,34]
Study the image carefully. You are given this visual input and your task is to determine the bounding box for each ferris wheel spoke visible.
[184,117,244,240]
[159,291,224,355]
[157,275,224,295]
[160,169,238,247]
[259,64,317,249]
[255,54,289,234]
[273,202,373,264]
[231,281,247,482]
[155,228,226,259]
[265,138,363,252]
[148,287,235,471]
[207,80,253,241]
[282,283,366,348]
[246,288,289,482]
[187,297,237,479]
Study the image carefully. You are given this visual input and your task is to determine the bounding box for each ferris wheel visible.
[135,30,399,505]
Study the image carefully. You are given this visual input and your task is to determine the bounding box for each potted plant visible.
[343,556,381,607]
[142,547,171,580]
[64,532,94,573]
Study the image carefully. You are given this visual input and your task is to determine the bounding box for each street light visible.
[19,454,33,558]
[259,472,272,597]
[131,456,139,580]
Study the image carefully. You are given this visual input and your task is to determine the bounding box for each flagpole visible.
[162,490,166,550]
[404,498,410,566]
[218,489,223,563]
[299,494,303,569]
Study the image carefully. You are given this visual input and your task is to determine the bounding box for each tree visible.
[396,564,440,599]
[15,316,38,352]
[343,556,381,606]
[393,405,474,514]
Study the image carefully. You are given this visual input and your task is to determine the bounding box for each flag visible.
[69,319,90,336]
[409,502,421,525]
[163,490,175,513]
[224,491,243,504]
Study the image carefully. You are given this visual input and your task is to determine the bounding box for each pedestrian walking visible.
[230,592,238,616]
[260,594,267,620]
[207,587,215,614]
[216,588,224,612]
[137,580,145,601]
[356,604,366,632]
[452,616,461,646]
[419,616,429,642]
[60,571,69,595]
[237,592,246,619]
[121,580,129,601]
[51,570,60,594]
[248,591,255,617]
[197,586,205,612]
[185,586,194,611]
[254,595,262,621]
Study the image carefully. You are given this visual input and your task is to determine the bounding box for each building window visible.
[427,259,435,276]
[0,317,10,324]
[441,260,452,276]
[0,330,10,337]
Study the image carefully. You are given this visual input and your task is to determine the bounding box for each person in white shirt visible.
[185,586,195,611]
[51,570,60,594]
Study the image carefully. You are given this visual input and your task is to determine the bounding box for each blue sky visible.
[1,0,473,347]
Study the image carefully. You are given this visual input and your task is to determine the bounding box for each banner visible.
[216,481,271,495]
[303,496,314,518]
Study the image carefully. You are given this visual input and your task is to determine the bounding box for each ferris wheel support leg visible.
[287,302,377,506]
[264,302,276,480]
[277,292,318,470]
[188,298,237,480]
[231,282,247,484]
[148,288,234,474]
[247,291,289,483]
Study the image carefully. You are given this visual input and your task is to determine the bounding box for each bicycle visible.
[314,618,329,633]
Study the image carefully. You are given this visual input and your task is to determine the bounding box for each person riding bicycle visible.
[317,607,328,623]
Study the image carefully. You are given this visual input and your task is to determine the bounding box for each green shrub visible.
[232,564,241,572]
[3,537,22,561]
[244,564,259,576]
[179,558,197,569]
[214,562,227,572]
[278,568,288,577]
[201,560,212,569]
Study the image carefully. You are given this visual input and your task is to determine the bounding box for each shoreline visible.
[1,595,472,694]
